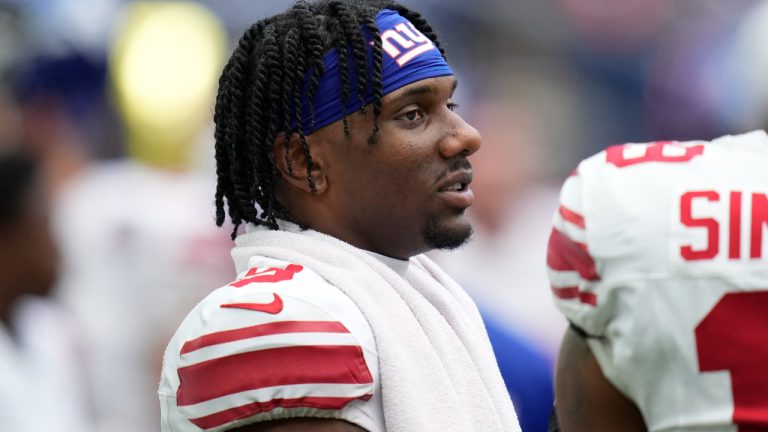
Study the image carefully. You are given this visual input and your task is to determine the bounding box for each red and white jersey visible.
[547,130,768,431]
[159,256,382,432]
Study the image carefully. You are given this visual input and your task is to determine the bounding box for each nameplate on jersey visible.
[670,184,768,272]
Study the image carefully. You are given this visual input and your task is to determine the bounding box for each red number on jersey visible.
[695,291,768,431]
[229,264,303,287]
[606,141,705,167]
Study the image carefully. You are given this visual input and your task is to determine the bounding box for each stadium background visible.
[0,0,766,431]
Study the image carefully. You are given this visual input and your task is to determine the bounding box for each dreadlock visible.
[213,0,447,238]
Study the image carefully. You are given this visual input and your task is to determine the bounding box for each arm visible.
[554,326,646,432]
[230,418,367,432]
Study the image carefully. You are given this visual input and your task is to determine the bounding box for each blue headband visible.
[294,9,453,134]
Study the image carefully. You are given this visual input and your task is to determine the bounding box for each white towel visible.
[233,223,520,432]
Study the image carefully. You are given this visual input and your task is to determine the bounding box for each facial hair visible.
[421,212,473,251]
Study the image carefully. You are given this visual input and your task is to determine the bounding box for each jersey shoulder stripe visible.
[547,173,599,307]
[189,395,373,430]
[180,320,350,355]
[546,226,597,280]
[161,261,378,431]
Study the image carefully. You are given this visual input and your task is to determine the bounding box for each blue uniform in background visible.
[482,313,555,432]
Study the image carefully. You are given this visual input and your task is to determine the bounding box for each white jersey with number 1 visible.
[547,130,768,431]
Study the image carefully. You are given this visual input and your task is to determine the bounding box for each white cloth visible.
[0,297,92,432]
[231,222,520,432]
[548,130,768,431]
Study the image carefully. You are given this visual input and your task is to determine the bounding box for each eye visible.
[447,102,459,111]
[397,109,424,122]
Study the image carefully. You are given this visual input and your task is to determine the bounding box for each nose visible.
[439,110,482,159]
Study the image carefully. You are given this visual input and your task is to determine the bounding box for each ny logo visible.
[380,22,435,66]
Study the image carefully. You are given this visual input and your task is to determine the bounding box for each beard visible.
[421,212,473,251]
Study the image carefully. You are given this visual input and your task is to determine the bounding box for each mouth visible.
[440,182,470,193]
[437,170,474,209]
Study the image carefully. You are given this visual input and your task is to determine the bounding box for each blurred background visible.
[0,0,766,431]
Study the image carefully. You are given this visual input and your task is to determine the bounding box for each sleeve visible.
[546,168,608,337]
[163,265,378,431]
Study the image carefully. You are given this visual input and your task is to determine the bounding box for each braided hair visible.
[213,0,446,238]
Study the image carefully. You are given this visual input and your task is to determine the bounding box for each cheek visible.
[343,131,439,206]
[396,146,438,193]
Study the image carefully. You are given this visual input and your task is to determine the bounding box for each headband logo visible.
[380,22,435,67]
[297,10,452,134]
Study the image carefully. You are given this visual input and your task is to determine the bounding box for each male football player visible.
[548,131,768,431]
[158,1,520,431]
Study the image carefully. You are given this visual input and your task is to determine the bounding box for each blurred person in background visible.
[0,5,95,431]
[0,141,93,431]
[43,3,236,431]
[3,1,235,430]
[11,52,118,194]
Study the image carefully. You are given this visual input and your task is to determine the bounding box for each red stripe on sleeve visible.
[176,345,373,406]
[189,395,373,430]
[547,228,599,280]
[181,321,350,355]
[559,205,586,229]
[551,286,597,306]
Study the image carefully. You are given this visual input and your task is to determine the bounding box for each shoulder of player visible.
[570,134,767,222]
[575,133,766,180]
[162,258,376,369]
[160,261,378,430]
[185,260,371,339]
[563,139,707,219]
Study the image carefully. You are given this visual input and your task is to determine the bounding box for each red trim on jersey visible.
[180,321,351,355]
[189,394,373,430]
[551,286,597,306]
[176,345,374,406]
[229,264,304,287]
[547,228,599,280]
[559,205,586,229]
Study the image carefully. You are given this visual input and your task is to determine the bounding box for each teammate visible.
[546,131,768,431]
[0,150,93,431]
[158,1,520,431]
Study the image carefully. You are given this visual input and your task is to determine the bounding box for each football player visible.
[548,131,768,431]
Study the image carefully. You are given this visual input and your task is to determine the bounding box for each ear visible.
[272,132,328,195]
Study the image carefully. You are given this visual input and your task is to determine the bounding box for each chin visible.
[422,214,473,251]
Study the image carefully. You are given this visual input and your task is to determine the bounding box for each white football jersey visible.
[159,256,383,432]
[547,130,768,431]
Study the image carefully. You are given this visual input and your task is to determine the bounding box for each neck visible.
[275,188,424,260]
